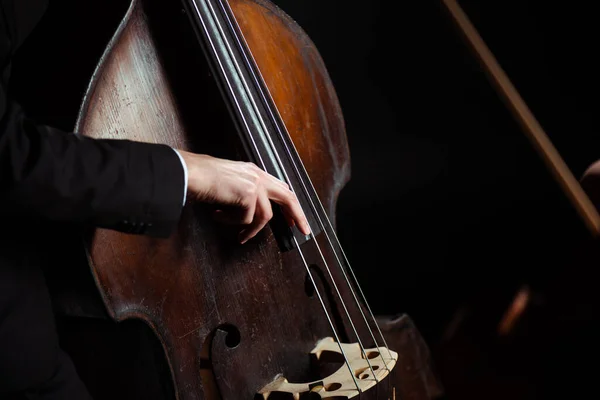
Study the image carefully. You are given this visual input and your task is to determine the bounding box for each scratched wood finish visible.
[75,0,440,399]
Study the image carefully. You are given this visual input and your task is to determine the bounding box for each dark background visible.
[10,0,600,398]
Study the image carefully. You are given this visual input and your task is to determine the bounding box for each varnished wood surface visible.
[228,0,351,216]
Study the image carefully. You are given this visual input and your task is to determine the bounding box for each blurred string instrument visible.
[441,0,600,236]
[71,0,444,399]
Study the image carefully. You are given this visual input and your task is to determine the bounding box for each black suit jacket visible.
[0,0,186,393]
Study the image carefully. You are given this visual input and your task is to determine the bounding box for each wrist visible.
[177,150,210,201]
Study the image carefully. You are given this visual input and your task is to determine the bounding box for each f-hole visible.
[304,264,349,343]
[199,324,241,399]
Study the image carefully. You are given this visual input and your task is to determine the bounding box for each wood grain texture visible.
[228,0,351,218]
[75,0,440,399]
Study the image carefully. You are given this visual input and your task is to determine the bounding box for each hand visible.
[178,151,311,243]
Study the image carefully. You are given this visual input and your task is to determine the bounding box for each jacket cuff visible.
[170,148,188,206]
[103,142,186,238]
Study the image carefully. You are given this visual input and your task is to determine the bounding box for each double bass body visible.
[75,0,442,398]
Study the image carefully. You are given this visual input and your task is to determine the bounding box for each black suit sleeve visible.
[0,92,186,238]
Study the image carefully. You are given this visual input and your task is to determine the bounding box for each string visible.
[216,0,395,372]
[213,0,385,383]
[207,0,380,387]
[188,0,365,393]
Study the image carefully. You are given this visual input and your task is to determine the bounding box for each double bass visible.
[63,0,443,398]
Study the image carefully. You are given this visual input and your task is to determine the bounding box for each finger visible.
[239,191,257,226]
[254,167,295,192]
[262,179,311,236]
[263,175,301,230]
[262,171,291,190]
[239,189,273,244]
[282,211,295,228]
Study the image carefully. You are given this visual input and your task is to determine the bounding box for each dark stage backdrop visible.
[9,0,600,370]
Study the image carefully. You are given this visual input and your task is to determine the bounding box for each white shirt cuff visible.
[171,148,188,206]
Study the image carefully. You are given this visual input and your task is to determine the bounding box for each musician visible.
[0,1,310,399]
